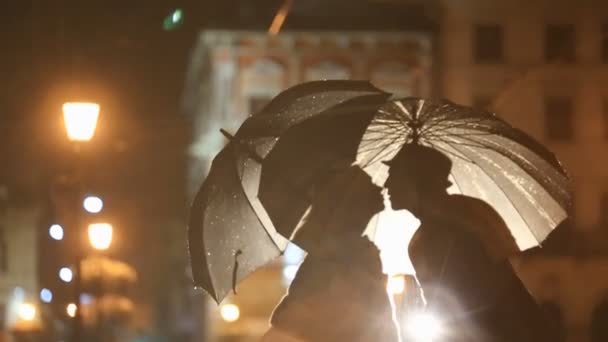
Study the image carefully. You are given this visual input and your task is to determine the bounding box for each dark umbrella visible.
[188,80,390,302]
[259,96,571,252]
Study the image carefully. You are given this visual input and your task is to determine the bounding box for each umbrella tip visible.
[220,128,234,141]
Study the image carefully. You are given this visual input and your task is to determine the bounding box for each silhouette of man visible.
[384,144,559,342]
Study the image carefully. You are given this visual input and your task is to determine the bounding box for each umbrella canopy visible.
[260,96,571,252]
[188,80,390,302]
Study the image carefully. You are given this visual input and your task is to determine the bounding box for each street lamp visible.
[17,303,37,322]
[88,223,113,250]
[62,102,100,142]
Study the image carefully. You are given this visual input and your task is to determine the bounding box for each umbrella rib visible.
[423,121,492,137]
[442,142,540,244]
[425,140,475,164]
[360,136,406,167]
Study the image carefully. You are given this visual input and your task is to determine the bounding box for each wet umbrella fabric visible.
[260,96,571,252]
[188,80,390,303]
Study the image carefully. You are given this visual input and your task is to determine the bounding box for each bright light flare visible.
[83,196,103,213]
[49,224,64,240]
[220,304,240,322]
[17,303,36,321]
[405,311,443,341]
[387,275,405,295]
[66,303,77,318]
[62,102,100,142]
[88,223,113,250]
[59,267,73,283]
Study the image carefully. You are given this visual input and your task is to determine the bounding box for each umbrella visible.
[259,95,571,252]
[188,80,390,302]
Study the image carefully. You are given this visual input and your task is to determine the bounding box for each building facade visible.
[0,185,40,337]
[439,0,608,341]
[185,27,434,341]
[185,1,608,341]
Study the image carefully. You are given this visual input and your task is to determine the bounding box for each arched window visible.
[591,298,608,342]
[370,62,413,97]
[241,58,286,115]
[304,60,351,81]
[0,226,7,273]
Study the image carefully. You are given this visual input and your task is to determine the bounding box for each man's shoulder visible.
[445,194,503,220]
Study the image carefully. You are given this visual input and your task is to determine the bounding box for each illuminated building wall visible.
[185,29,434,341]
[439,1,608,341]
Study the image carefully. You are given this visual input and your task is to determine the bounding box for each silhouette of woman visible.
[261,166,399,342]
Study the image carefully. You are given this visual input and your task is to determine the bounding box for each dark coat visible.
[408,195,561,342]
[267,235,400,342]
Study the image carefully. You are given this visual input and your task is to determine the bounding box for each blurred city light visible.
[62,102,100,142]
[405,311,442,341]
[163,8,183,31]
[40,288,53,303]
[66,303,77,318]
[59,267,73,283]
[80,293,94,305]
[387,275,405,295]
[49,224,64,240]
[17,303,36,321]
[88,223,113,250]
[83,195,103,213]
[220,304,240,322]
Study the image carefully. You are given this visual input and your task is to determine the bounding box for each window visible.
[601,193,608,228]
[544,96,574,141]
[304,61,351,81]
[248,96,272,115]
[0,226,6,273]
[474,24,504,63]
[604,101,608,139]
[602,22,608,63]
[545,24,576,63]
[370,62,413,96]
[0,303,4,329]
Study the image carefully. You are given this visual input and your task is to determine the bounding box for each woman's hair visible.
[292,165,376,251]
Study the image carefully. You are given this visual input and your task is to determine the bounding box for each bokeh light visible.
[49,224,64,241]
[83,196,103,213]
[66,303,77,318]
[40,288,53,303]
[59,267,73,283]
[220,304,240,322]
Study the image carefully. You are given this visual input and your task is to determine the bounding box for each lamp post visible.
[62,102,99,342]
[87,223,113,342]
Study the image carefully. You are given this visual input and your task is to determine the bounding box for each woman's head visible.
[293,166,384,250]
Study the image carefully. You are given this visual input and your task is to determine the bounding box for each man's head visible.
[383,144,452,212]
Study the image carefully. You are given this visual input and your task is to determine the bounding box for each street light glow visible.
[220,304,240,322]
[88,223,113,250]
[59,267,73,283]
[405,311,443,341]
[62,102,100,142]
[83,196,103,213]
[66,303,77,318]
[387,275,405,295]
[40,288,53,303]
[49,224,64,240]
[17,303,37,321]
